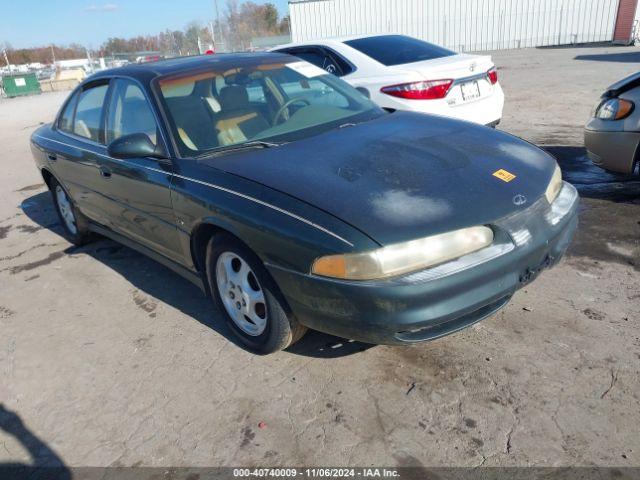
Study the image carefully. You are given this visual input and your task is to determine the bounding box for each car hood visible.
[603,71,640,98]
[199,111,557,246]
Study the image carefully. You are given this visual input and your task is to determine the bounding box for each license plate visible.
[460,81,481,101]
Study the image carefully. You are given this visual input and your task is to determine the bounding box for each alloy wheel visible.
[55,185,77,235]
[215,251,267,336]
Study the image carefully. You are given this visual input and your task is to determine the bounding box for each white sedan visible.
[272,34,504,126]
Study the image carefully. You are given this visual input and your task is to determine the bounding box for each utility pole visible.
[50,44,55,64]
[209,21,215,46]
[212,0,223,51]
[86,48,93,73]
[3,49,10,68]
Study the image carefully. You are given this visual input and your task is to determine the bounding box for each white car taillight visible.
[487,67,498,85]
[380,79,453,100]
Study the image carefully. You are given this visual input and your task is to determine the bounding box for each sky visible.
[0,0,290,49]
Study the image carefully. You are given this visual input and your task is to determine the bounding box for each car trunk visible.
[388,53,494,81]
[387,54,496,105]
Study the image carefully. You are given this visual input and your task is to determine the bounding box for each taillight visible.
[380,79,453,100]
[487,67,498,85]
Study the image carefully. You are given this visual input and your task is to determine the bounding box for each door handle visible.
[99,166,112,178]
[47,153,57,162]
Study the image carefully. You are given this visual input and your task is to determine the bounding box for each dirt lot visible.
[1,44,639,470]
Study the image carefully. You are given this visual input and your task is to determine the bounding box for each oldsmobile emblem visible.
[513,194,527,206]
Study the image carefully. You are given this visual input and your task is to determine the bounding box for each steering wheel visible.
[273,97,311,124]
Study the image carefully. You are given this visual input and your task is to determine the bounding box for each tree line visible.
[1,43,87,65]
[1,1,290,65]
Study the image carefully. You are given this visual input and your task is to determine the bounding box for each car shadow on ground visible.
[535,41,621,50]
[0,404,70,480]
[544,146,639,271]
[20,192,373,359]
[543,145,640,201]
[574,51,640,63]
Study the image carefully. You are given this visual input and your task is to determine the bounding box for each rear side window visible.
[245,78,267,104]
[73,84,109,142]
[325,50,353,76]
[57,91,79,133]
[345,35,455,66]
[293,50,326,70]
[280,48,353,77]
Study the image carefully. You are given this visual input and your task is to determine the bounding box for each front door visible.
[98,78,182,263]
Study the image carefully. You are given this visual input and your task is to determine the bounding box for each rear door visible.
[100,78,182,262]
[51,80,112,225]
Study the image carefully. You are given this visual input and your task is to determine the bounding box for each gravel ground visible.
[0,44,639,470]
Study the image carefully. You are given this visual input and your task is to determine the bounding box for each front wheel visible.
[206,233,306,354]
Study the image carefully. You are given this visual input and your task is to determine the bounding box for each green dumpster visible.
[1,73,41,98]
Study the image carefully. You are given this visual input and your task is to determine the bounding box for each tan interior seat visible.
[215,86,270,146]
[165,96,218,151]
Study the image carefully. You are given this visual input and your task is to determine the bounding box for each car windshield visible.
[156,58,383,157]
[345,35,456,66]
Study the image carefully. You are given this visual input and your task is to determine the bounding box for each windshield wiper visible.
[198,141,282,158]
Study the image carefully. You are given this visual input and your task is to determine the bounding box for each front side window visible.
[345,35,455,66]
[73,83,109,142]
[157,59,383,157]
[106,79,158,145]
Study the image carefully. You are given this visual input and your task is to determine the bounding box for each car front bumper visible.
[268,183,579,345]
[584,124,640,174]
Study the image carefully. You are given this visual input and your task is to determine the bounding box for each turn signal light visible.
[381,79,453,100]
[595,98,634,121]
[311,255,347,279]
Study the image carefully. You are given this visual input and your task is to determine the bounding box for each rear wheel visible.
[206,233,306,354]
[50,177,92,246]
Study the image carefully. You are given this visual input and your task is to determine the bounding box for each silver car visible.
[585,72,640,175]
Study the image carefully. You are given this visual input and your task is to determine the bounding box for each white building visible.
[55,58,90,70]
[289,0,638,51]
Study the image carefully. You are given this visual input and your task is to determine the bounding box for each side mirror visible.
[107,133,167,160]
[355,87,370,99]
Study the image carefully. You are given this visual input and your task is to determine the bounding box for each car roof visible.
[272,33,400,50]
[87,52,294,83]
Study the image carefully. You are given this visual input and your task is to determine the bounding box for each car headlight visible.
[311,226,494,280]
[545,164,562,204]
[594,98,634,120]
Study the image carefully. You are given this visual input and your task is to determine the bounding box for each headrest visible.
[219,85,249,111]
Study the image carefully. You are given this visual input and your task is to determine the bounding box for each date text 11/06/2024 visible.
[232,468,401,478]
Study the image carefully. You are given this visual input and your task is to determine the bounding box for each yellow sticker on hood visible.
[493,169,516,182]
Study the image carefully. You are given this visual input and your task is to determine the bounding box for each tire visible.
[49,177,92,246]
[205,233,307,354]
